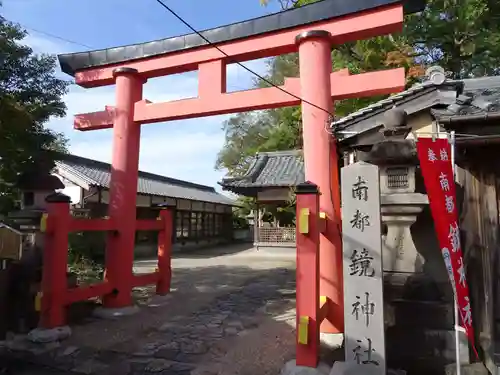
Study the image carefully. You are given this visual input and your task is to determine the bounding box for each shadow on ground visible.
[1,248,305,375]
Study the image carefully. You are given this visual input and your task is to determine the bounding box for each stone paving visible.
[0,245,297,375]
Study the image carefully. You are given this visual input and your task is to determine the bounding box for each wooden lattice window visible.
[387,167,409,189]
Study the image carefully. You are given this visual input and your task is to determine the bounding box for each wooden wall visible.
[456,156,500,372]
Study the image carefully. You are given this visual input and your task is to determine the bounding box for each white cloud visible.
[69,123,227,186]
[21,32,270,188]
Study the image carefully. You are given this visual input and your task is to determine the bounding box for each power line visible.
[12,20,94,50]
[24,25,94,49]
[152,0,334,119]
[153,0,339,232]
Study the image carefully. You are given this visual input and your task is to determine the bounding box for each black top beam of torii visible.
[58,0,425,77]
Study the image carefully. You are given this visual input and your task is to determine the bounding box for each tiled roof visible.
[431,77,500,122]
[220,150,304,193]
[55,154,235,206]
[332,75,500,131]
[332,81,443,129]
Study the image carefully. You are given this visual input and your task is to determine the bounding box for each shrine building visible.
[53,153,236,254]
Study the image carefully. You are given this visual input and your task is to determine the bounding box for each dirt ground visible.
[1,244,298,375]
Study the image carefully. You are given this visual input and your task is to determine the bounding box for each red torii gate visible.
[54,0,421,366]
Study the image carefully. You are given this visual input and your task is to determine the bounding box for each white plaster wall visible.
[52,173,82,205]
[405,112,447,140]
[58,186,81,205]
[257,188,291,202]
[95,190,154,207]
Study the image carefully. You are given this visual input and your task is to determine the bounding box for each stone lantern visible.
[359,107,429,279]
[357,108,464,370]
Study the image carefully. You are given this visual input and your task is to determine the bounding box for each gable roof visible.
[55,154,235,206]
[332,75,500,141]
[333,80,453,129]
[431,77,500,123]
[57,0,424,77]
[220,150,304,195]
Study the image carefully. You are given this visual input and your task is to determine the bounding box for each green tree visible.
[262,0,500,79]
[403,0,500,77]
[0,15,69,212]
[216,0,500,176]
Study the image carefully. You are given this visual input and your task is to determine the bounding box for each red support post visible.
[104,67,146,308]
[156,209,172,295]
[295,181,321,367]
[296,30,343,333]
[65,282,113,306]
[40,193,71,328]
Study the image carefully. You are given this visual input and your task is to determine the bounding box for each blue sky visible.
[2,0,282,191]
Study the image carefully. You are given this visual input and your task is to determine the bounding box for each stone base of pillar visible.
[384,271,444,300]
[319,333,344,364]
[445,362,488,375]
[27,326,71,343]
[386,327,469,372]
[319,332,343,349]
[146,294,172,308]
[280,359,331,375]
[383,271,461,373]
[92,305,140,320]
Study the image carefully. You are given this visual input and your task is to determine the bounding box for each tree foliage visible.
[0,15,69,212]
[216,0,500,176]
[405,0,500,77]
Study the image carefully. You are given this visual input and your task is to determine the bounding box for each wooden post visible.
[40,193,71,328]
[295,181,321,367]
[156,208,172,295]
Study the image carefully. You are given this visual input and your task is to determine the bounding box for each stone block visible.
[147,294,172,307]
[27,326,71,343]
[92,305,139,319]
[331,363,407,375]
[445,363,488,375]
[390,299,454,330]
[386,327,469,374]
[281,359,331,375]
[320,333,343,350]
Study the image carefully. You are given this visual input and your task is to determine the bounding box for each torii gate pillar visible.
[296,31,342,333]
[104,67,145,308]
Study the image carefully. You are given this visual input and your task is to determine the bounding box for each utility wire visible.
[153,0,335,120]
[153,0,341,235]
[3,19,92,84]
[15,21,95,50]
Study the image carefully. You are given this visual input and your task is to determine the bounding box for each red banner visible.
[416,137,475,347]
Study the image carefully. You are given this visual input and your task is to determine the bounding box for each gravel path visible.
[1,245,297,375]
[1,360,69,375]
